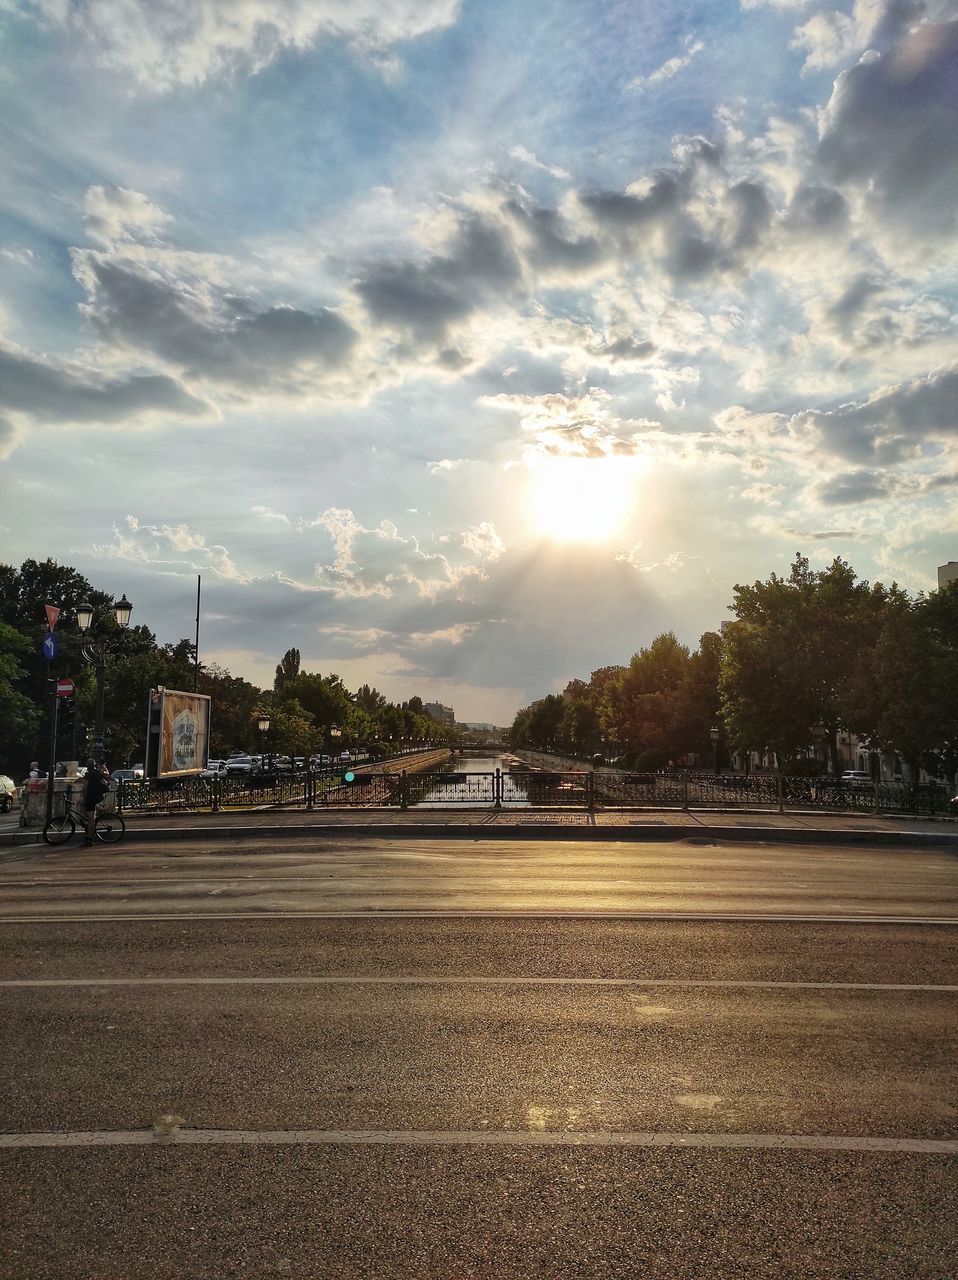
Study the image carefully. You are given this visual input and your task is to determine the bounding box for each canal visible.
[412,752,531,807]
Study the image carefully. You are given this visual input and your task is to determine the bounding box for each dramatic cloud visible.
[355,212,521,342]
[72,189,358,395]
[817,17,958,238]
[308,508,490,600]
[16,0,461,90]
[6,0,958,716]
[0,340,209,433]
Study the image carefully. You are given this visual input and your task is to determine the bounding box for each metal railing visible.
[116,769,955,818]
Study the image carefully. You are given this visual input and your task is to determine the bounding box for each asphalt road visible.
[1,835,956,1278]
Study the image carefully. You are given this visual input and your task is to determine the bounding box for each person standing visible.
[81,759,109,846]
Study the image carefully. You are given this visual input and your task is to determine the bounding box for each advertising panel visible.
[146,689,211,778]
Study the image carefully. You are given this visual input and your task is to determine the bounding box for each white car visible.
[202,759,228,778]
[0,775,17,813]
[841,770,874,787]
[225,756,256,775]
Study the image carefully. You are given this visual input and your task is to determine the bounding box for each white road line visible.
[1,977,955,992]
[1,1129,954,1153]
[1,911,957,925]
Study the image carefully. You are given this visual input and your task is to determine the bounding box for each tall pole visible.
[194,575,201,693]
[90,657,106,766]
[45,683,59,827]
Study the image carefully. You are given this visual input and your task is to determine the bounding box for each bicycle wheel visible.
[95,812,126,844]
[43,812,77,845]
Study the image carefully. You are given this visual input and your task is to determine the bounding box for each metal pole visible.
[45,682,59,827]
[91,655,106,766]
[194,574,201,693]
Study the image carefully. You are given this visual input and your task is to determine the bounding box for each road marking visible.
[1,1128,954,1153]
[1,911,957,925]
[1,976,955,992]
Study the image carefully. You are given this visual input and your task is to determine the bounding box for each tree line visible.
[510,555,958,783]
[0,559,460,775]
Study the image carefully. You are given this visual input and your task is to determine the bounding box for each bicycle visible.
[42,800,126,846]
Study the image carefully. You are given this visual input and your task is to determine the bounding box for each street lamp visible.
[76,593,134,766]
[709,726,720,774]
[256,711,271,768]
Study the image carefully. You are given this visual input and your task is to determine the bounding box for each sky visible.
[1,0,956,724]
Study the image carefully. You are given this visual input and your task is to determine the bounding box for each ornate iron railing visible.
[115,769,955,818]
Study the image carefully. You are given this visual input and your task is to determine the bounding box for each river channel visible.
[411,752,531,808]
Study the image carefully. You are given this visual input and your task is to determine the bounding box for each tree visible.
[274,648,301,695]
[355,683,386,714]
[282,672,352,735]
[843,584,958,789]
[0,622,40,772]
[602,633,693,767]
[720,555,892,771]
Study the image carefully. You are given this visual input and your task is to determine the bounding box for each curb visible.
[5,822,958,851]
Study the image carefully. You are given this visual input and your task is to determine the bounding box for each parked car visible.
[841,770,874,787]
[339,750,352,762]
[0,775,18,812]
[111,767,144,782]
[202,759,228,778]
[225,756,256,775]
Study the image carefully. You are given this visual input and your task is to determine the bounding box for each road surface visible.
[1,835,956,1277]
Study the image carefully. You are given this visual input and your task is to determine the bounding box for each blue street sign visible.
[42,631,60,661]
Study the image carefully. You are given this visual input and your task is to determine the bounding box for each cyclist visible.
[82,759,110,846]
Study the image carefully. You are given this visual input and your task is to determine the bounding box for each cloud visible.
[72,189,358,394]
[461,522,504,561]
[309,508,488,600]
[509,146,570,181]
[813,468,892,504]
[817,17,958,239]
[83,185,172,246]
[18,0,462,91]
[480,389,654,460]
[92,516,251,581]
[355,211,521,341]
[628,37,704,91]
[0,339,210,433]
[428,458,471,474]
[792,364,958,461]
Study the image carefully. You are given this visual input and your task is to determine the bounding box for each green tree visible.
[273,647,301,695]
[843,584,958,790]
[283,672,353,736]
[720,555,892,771]
[602,633,693,767]
[0,622,40,773]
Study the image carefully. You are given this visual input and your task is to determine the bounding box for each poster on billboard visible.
[145,688,211,778]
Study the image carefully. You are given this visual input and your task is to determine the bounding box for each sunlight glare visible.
[526,455,638,543]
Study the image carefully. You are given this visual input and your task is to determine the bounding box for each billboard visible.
[145,689,210,778]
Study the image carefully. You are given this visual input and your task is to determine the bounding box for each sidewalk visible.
[4,804,958,850]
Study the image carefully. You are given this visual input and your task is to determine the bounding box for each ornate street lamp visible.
[257,713,271,773]
[709,726,720,774]
[77,593,134,766]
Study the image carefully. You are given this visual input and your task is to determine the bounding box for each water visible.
[411,752,531,808]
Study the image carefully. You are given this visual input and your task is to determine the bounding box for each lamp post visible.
[76,593,133,766]
[257,712,271,774]
[709,726,720,774]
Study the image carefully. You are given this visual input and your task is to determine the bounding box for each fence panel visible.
[407,771,497,807]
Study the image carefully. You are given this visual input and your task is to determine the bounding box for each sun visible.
[526,455,638,543]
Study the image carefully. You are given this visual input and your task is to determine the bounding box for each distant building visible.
[938,562,958,590]
[424,701,455,726]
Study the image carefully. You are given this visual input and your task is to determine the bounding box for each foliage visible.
[720,555,892,770]
[0,558,460,773]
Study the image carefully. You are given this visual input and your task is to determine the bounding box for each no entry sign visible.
[56,677,75,698]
